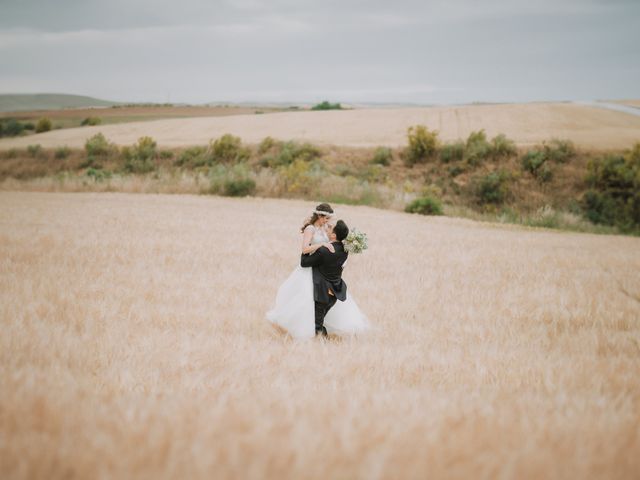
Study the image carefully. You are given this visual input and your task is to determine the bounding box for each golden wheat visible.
[0,191,639,479]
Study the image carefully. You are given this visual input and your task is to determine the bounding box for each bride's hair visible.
[300,203,334,232]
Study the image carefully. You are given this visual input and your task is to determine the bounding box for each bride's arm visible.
[301,226,334,254]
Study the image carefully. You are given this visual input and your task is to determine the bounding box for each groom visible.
[300,220,350,337]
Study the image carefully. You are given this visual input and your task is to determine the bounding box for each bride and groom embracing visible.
[267,203,369,339]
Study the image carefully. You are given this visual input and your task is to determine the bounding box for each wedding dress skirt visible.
[267,266,369,340]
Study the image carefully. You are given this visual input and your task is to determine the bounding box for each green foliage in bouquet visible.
[343,228,368,254]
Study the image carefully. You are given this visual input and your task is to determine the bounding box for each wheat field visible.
[1,191,639,479]
[2,102,640,151]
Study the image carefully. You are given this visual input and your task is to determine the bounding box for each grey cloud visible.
[0,0,638,103]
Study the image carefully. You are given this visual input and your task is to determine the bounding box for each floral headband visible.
[314,209,334,217]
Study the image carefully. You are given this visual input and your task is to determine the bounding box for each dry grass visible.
[1,192,639,479]
[1,103,640,151]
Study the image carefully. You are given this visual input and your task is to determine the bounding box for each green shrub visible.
[85,133,113,157]
[35,117,52,133]
[260,141,321,167]
[405,196,443,215]
[464,130,492,166]
[521,149,553,182]
[544,138,576,163]
[210,134,250,163]
[27,144,42,158]
[440,142,465,163]
[258,136,278,155]
[311,101,342,111]
[582,149,640,231]
[122,136,157,174]
[224,178,256,196]
[209,164,256,197]
[175,146,209,168]
[23,122,35,131]
[81,117,102,126]
[133,136,157,161]
[280,158,324,194]
[371,147,392,166]
[86,167,112,182]
[282,142,320,164]
[521,150,545,174]
[3,119,24,137]
[404,125,439,166]
[54,146,71,159]
[490,134,517,158]
[475,170,511,205]
[159,150,174,160]
[362,164,388,183]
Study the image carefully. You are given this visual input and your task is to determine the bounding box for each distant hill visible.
[0,93,119,112]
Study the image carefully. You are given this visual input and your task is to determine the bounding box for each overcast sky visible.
[0,0,638,104]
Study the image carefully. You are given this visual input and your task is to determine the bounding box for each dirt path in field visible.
[1,102,639,150]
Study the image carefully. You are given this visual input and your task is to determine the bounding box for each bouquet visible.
[343,228,368,254]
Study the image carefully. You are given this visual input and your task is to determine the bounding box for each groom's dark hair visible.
[333,220,349,242]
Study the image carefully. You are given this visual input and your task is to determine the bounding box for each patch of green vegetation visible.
[582,144,640,232]
[54,146,71,159]
[475,170,511,206]
[405,196,443,215]
[280,159,324,195]
[464,130,492,166]
[521,150,553,182]
[27,144,43,158]
[0,119,25,137]
[491,134,517,158]
[85,133,114,157]
[259,140,321,168]
[175,146,210,168]
[543,138,576,163]
[371,147,393,166]
[440,142,465,163]
[86,167,112,182]
[35,117,52,133]
[403,125,439,166]
[81,117,102,126]
[210,134,250,163]
[209,163,256,197]
[122,136,157,174]
[311,101,342,111]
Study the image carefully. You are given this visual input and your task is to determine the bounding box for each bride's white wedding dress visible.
[266,226,369,339]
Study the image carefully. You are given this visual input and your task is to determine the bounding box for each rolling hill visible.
[0,93,118,112]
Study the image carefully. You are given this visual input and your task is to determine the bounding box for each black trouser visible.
[314,296,337,336]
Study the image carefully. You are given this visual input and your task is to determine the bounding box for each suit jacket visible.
[300,242,348,304]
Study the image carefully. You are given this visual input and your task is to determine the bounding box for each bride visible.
[266,203,369,339]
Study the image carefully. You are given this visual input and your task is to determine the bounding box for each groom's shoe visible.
[315,327,328,337]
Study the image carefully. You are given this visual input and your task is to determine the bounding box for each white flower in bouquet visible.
[343,228,368,254]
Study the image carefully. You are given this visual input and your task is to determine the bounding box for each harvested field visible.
[1,102,640,151]
[1,191,639,479]
[0,105,285,130]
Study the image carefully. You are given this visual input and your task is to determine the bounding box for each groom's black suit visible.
[300,241,348,336]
